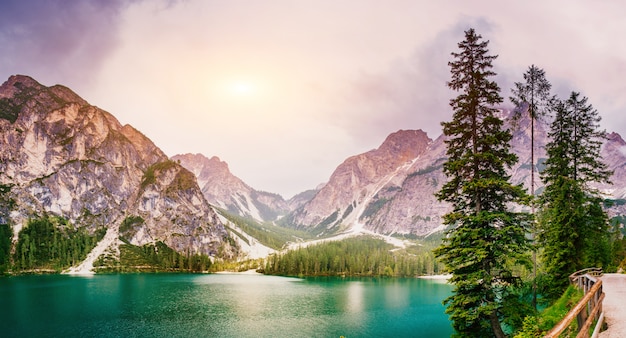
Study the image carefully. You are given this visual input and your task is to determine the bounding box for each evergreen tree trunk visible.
[530,103,537,309]
[490,311,506,338]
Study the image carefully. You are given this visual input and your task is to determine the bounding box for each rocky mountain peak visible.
[173,153,290,222]
[172,153,238,188]
[0,75,42,99]
[378,129,431,162]
[202,156,232,177]
[286,129,433,229]
[602,132,626,161]
[0,75,87,108]
[607,132,626,146]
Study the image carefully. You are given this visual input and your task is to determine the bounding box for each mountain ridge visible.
[255,110,626,237]
[164,109,626,240]
[0,75,238,270]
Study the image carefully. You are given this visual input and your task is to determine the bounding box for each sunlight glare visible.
[228,80,256,98]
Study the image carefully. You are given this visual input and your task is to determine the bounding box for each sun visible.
[215,77,270,103]
[228,80,256,98]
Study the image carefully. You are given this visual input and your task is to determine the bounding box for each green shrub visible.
[514,286,584,337]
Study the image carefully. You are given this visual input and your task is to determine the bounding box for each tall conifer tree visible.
[538,92,612,295]
[434,28,530,338]
[510,65,553,309]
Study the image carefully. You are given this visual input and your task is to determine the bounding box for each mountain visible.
[284,129,442,234]
[282,129,450,235]
[597,132,626,199]
[172,153,291,221]
[284,110,626,236]
[0,75,237,267]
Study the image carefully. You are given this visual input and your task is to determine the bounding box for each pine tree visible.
[509,65,554,308]
[434,28,531,338]
[538,92,612,296]
[0,182,13,273]
[510,66,553,195]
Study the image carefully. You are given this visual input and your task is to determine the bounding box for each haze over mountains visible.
[175,108,626,238]
[1,75,626,265]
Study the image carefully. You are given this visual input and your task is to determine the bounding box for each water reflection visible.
[345,281,364,312]
[0,274,454,337]
[383,279,410,309]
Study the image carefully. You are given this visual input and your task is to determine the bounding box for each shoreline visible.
[214,269,262,275]
[4,270,452,279]
[418,274,451,280]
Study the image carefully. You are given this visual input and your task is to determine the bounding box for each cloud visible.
[333,17,499,142]
[1,0,625,197]
[0,0,141,87]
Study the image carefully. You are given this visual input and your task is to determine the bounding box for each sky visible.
[1,0,626,198]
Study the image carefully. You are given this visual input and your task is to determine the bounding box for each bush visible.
[514,286,584,337]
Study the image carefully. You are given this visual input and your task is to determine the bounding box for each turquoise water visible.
[0,274,453,337]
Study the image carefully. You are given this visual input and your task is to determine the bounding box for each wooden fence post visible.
[545,268,605,338]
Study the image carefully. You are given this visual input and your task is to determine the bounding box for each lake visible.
[0,273,453,337]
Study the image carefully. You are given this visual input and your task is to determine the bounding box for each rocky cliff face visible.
[286,111,626,236]
[286,129,435,233]
[598,132,626,198]
[172,153,289,221]
[361,134,449,235]
[0,75,236,259]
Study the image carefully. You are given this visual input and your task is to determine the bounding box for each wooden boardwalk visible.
[599,273,626,337]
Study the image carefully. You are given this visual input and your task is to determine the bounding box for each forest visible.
[94,239,213,273]
[432,27,626,337]
[0,211,216,274]
[262,235,444,278]
[11,216,105,272]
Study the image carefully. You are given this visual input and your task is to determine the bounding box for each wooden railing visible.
[544,268,605,338]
